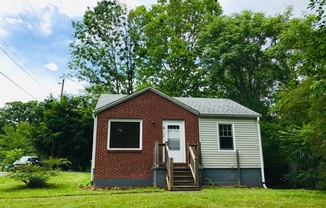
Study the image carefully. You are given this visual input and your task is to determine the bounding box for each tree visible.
[0,101,43,133]
[68,0,136,95]
[271,12,326,189]
[0,122,36,162]
[273,78,326,189]
[308,0,326,28]
[33,95,93,171]
[198,10,293,115]
[131,0,222,96]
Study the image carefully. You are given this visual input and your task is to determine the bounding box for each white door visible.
[163,120,185,163]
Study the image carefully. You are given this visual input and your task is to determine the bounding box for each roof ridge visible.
[94,87,261,117]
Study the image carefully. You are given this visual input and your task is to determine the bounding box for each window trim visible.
[217,123,235,151]
[107,119,142,150]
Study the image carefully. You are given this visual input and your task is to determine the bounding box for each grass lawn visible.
[0,171,325,208]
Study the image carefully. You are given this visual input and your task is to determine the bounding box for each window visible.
[167,125,180,150]
[218,124,234,150]
[108,119,142,150]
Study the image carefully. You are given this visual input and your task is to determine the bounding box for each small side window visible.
[218,124,234,150]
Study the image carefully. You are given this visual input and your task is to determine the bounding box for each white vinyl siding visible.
[199,117,261,168]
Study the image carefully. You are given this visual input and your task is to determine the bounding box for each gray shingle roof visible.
[173,97,261,117]
[94,87,261,117]
[95,94,126,110]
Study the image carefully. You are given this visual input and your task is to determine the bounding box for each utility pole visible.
[60,78,65,100]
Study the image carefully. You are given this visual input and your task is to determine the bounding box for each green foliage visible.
[278,125,318,188]
[260,121,288,186]
[0,101,43,129]
[3,148,24,166]
[8,165,58,188]
[0,122,36,161]
[273,77,326,189]
[199,9,294,115]
[308,0,326,28]
[68,0,136,94]
[43,156,72,170]
[132,0,222,96]
[33,95,93,171]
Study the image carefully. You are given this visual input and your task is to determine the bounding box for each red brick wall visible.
[94,90,199,180]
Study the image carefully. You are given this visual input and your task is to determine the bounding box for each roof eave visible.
[94,87,200,116]
[199,113,262,118]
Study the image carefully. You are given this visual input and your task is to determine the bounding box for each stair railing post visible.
[154,141,159,166]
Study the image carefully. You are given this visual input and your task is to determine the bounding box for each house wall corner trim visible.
[91,114,97,182]
[257,117,267,188]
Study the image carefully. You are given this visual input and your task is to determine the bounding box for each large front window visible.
[108,119,142,150]
[218,124,234,150]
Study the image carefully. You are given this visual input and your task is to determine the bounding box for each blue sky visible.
[0,0,312,107]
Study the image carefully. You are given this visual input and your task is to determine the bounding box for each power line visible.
[27,0,60,68]
[11,0,59,83]
[0,71,37,100]
[0,45,51,91]
[0,37,52,91]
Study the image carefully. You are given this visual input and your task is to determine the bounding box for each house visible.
[91,87,266,190]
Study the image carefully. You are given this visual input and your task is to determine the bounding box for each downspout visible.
[91,111,98,184]
[257,117,267,188]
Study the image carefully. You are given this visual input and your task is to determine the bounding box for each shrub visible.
[8,165,58,188]
[2,148,24,166]
[43,156,72,170]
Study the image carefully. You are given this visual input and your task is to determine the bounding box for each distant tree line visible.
[0,96,93,171]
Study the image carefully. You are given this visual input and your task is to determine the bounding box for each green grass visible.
[0,172,325,207]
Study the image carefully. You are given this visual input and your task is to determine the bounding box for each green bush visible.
[8,165,58,188]
[2,148,24,166]
[43,156,72,170]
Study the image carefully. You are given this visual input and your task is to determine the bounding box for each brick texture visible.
[94,90,199,180]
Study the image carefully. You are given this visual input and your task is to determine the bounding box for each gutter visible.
[90,111,97,184]
[257,117,267,188]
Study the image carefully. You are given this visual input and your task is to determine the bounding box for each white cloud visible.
[55,0,98,18]
[39,7,54,35]
[44,62,58,71]
[5,17,23,24]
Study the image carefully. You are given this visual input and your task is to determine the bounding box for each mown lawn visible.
[0,172,325,208]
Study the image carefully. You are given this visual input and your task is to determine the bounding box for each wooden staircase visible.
[154,142,201,191]
[170,166,199,191]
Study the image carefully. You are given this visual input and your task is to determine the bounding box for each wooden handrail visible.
[188,145,199,186]
[154,142,201,189]
[153,142,166,166]
[165,142,173,190]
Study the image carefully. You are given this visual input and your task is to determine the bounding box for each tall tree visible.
[68,0,136,95]
[198,10,293,115]
[273,77,326,189]
[33,95,93,171]
[131,0,222,96]
[271,12,326,189]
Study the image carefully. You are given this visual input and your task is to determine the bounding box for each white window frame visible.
[107,119,142,150]
[217,123,236,151]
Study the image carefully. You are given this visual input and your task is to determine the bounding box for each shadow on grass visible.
[3,182,62,192]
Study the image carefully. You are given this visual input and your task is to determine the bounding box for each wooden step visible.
[169,167,199,191]
[170,185,200,191]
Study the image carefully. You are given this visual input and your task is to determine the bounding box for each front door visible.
[163,120,185,163]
